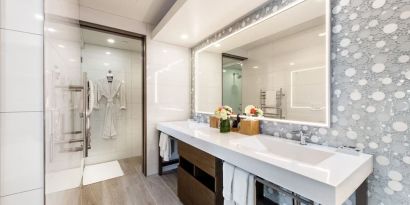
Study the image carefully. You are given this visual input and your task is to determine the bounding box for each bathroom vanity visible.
[157,121,373,205]
[177,141,223,205]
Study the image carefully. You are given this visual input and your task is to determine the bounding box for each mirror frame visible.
[192,0,331,128]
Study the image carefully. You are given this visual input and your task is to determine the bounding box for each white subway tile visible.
[0,29,43,112]
[0,112,44,196]
[0,0,43,34]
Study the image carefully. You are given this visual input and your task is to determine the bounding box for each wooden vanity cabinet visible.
[177,141,223,205]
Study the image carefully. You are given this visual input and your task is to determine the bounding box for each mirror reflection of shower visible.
[222,55,246,114]
[233,72,242,79]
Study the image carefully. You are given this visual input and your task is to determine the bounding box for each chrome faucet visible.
[292,130,310,145]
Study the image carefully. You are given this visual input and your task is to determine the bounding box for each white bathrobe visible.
[95,79,126,139]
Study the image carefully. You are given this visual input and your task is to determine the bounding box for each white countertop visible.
[157,120,373,205]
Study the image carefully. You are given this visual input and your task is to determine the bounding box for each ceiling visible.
[81,28,142,52]
[152,0,268,47]
[79,0,176,25]
[203,0,326,54]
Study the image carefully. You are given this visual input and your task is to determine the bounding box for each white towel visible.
[159,132,171,161]
[224,199,235,205]
[233,168,249,205]
[87,80,95,116]
[223,162,235,200]
[247,175,255,205]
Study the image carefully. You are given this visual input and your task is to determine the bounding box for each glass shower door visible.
[44,0,84,204]
[222,56,243,114]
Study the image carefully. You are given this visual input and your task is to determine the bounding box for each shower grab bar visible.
[54,85,84,89]
[83,72,90,158]
[54,138,84,144]
[63,130,82,135]
[60,146,84,153]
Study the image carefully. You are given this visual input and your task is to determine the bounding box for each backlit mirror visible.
[195,0,330,126]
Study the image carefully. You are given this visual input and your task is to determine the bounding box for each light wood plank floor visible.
[47,157,181,205]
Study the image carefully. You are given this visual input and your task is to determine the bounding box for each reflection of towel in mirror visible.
[159,132,171,161]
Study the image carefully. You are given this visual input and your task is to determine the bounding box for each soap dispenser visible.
[231,114,241,132]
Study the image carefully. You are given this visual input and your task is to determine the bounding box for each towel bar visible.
[255,177,314,205]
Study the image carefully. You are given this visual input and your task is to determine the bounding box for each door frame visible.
[79,21,148,176]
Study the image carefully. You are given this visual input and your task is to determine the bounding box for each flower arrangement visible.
[244,105,264,117]
[214,105,233,120]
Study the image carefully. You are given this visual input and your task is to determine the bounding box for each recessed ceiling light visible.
[318,32,326,37]
[214,43,221,48]
[47,28,56,32]
[289,62,295,66]
[34,14,43,20]
[105,51,111,55]
[253,66,259,69]
[223,69,226,73]
[107,39,115,43]
[69,58,76,62]
[180,34,188,39]
[104,63,110,66]
[58,44,65,48]
[162,49,168,53]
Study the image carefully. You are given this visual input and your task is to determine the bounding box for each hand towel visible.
[223,162,235,200]
[233,167,249,205]
[224,199,236,205]
[247,175,255,205]
[159,132,171,161]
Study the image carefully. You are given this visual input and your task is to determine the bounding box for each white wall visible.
[196,51,222,113]
[80,6,191,175]
[82,44,142,164]
[0,0,44,204]
[242,25,326,122]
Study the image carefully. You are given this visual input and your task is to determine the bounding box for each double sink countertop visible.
[157,120,373,205]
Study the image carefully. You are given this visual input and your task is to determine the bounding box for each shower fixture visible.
[233,73,242,79]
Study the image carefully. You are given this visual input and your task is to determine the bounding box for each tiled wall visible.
[146,40,191,175]
[0,0,44,204]
[82,43,142,164]
[79,6,191,175]
[192,0,410,204]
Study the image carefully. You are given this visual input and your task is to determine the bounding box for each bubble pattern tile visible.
[191,0,410,204]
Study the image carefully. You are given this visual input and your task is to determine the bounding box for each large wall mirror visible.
[195,0,330,127]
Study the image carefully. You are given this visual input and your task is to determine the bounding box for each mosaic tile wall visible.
[191,0,410,204]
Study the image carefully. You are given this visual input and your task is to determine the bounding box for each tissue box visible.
[239,119,259,135]
[209,116,219,128]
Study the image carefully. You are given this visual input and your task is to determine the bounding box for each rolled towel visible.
[233,167,249,205]
[223,162,235,200]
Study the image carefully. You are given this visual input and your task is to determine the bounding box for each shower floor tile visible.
[83,160,124,185]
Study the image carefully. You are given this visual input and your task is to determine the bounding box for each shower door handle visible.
[82,72,90,158]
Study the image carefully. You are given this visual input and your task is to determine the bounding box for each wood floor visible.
[47,157,181,205]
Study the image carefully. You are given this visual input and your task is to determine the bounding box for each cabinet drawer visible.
[178,167,215,205]
[178,141,216,177]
